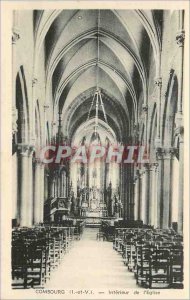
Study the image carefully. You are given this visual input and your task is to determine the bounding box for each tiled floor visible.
[46,228,139,289]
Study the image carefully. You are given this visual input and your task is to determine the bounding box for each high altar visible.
[81,186,107,217]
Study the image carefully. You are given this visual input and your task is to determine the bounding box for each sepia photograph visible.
[0,1,189,299]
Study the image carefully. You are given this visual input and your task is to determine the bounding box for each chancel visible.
[11,9,185,290]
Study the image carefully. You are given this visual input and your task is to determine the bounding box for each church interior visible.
[11,9,185,290]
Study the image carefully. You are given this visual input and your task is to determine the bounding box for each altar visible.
[82,204,107,218]
[86,210,101,217]
[80,185,108,218]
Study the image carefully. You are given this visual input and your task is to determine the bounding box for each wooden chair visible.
[136,243,151,287]
[148,248,170,288]
[169,245,183,288]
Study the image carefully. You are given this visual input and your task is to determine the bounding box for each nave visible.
[46,227,138,289]
[12,9,185,232]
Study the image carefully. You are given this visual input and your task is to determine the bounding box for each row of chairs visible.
[44,220,85,240]
[12,223,84,289]
[98,220,152,242]
[113,228,183,289]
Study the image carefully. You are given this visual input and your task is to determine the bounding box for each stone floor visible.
[46,228,139,289]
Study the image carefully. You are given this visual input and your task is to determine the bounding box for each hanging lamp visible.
[84,10,109,136]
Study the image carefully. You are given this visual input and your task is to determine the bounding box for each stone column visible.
[17,144,33,227]
[154,78,162,146]
[178,132,184,233]
[130,181,135,220]
[142,104,148,146]
[12,25,20,224]
[27,147,34,225]
[57,174,60,197]
[147,164,153,225]
[140,170,145,222]
[162,149,175,229]
[143,164,151,225]
[49,177,54,198]
[62,173,65,197]
[12,152,18,221]
[156,148,164,228]
[126,167,131,219]
[149,163,158,226]
[19,148,29,226]
[12,28,20,136]
[40,163,45,223]
[66,175,69,197]
[60,172,63,197]
[141,163,158,226]
[123,165,128,219]
[129,164,135,220]
[119,164,124,219]
[68,175,70,197]
[44,172,48,202]
[52,179,56,198]
[64,173,67,197]
[138,170,142,221]
[175,20,184,233]
[156,148,175,229]
[176,27,185,115]
[134,173,139,220]
[33,159,41,224]
[63,172,65,197]
[55,176,58,197]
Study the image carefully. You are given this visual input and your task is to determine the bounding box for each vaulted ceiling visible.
[34,9,162,143]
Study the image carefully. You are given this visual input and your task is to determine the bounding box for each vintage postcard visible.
[0,0,189,299]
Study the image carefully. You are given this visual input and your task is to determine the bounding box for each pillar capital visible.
[144,162,158,171]
[143,163,151,171]
[134,169,140,179]
[154,77,162,87]
[17,144,35,156]
[156,147,164,160]
[28,145,35,157]
[156,147,177,160]
[33,157,41,164]
[33,157,46,167]
[176,30,185,47]
[134,174,138,182]
[12,27,20,45]
[164,147,177,159]
[152,162,159,171]
[137,169,144,177]
[17,144,29,156]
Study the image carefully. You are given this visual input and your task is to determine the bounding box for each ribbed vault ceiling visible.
[34,9,161,143]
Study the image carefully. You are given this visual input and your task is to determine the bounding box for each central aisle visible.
[46,228,138,289]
